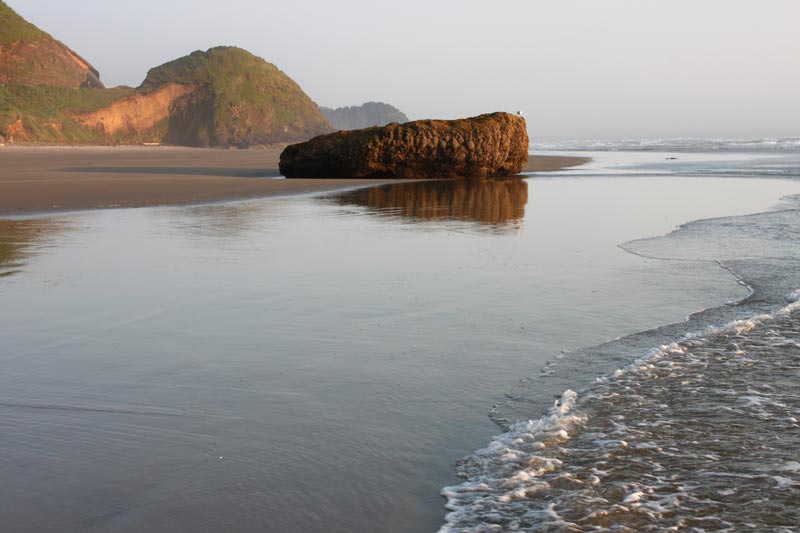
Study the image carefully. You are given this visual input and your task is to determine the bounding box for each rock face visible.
[0,1,103,88]
[0,1,333,147]
[280,112,529,179]
[138,47,334,147]
[72,83,197,137]
[69,47,334,147]
[320,101,409,130]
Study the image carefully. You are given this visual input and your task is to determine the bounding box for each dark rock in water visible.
[279,112,529,179]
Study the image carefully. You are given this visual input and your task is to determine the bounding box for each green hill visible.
[0,84,135,144]
[140,47,333,147]
[0,2,332,146]
[0,0,46,43]
[0,1,103,89]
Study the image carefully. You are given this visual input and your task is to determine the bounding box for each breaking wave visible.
[440,291,800,532]
[440,167,800,531]
[534,137,800,153]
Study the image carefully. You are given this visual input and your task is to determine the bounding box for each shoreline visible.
[3,150,799,532]
[0,146,590,216]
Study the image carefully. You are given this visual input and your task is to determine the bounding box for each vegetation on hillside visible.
[0,0,103,89]
[142,47,333,146]
[0,84,135,143]
[0,3,332,146]
[0,1,47,44]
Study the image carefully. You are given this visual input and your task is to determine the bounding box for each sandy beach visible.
[4,151,799,533]
[0,146,589,215]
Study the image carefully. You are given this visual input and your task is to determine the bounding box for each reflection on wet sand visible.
[0,218,69,278]
[152,200,287,241]
[333,178,529,230]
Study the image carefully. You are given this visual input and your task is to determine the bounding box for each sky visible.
[8,0,800,141]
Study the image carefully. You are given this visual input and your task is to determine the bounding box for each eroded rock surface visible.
[0,1,104,88]
[72,83,198,136]
[280,112,529,179]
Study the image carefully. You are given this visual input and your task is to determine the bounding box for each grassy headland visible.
[0,2,332,146]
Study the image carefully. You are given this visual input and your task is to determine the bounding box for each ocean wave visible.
[533,137,800,153]
[440,290,800,532]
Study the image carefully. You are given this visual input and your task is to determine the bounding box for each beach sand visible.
[0,146,589,215]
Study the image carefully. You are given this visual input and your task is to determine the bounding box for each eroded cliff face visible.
[0,1,333,146]
[0,42,333,146]
[137,47,334,147]
[4,117,25,142]
[0,39,103,88]
[72,83,199,137]
[161,85,215,146]
[280,112,529,179]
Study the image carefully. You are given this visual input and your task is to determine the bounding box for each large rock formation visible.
[280,112,528,179]
[71,83,196,138]
[0,1,103,88]
[0,1,333,147]
[68,47,334,147]
[135,47,334,147]
[320,101,409,130]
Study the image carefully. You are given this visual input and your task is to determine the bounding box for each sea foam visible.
[533,137,800,153]
[440,289,800,532]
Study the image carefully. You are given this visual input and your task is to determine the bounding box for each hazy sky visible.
[9,0,799,140]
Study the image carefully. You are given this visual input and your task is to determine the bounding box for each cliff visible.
[280,112,529,179]
[0,1,103,88]
[134,47,334,147]
[0,2,333,146]
[320,101,409,130]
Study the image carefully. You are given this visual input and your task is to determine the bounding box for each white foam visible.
[623,491,645,503]
[533,137,800,153]
[438,390,585,532]
[772,476,795,489]
[439,288,800,531]
[780,461,800,473]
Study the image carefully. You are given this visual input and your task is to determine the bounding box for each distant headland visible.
[320,102,409,131]
[0,1,336,147]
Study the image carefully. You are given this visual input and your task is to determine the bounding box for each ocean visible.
[442,144,800,532]
[535,137,800,153]
[1,144,799,532]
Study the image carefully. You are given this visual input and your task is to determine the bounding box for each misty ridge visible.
[320,101,409,130]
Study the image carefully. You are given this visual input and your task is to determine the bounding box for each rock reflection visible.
[334,178,529,231]
[0,218,68,277]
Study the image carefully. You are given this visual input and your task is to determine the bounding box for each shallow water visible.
[443,304,800,531]
[1,152,799,532]
[443,154,800,532]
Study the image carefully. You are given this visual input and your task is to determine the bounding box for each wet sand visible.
[0,146,589,215]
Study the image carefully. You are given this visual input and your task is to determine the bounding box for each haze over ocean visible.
[7,0,799,140]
